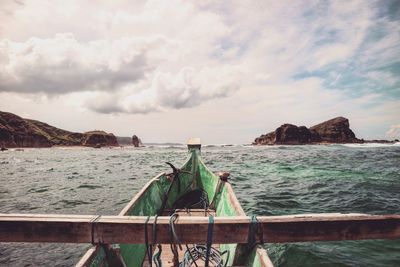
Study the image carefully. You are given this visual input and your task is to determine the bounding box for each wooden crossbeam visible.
[0,213,399,244]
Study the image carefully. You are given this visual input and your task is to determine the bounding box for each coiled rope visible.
[178,215,229,267]
[179,245,229,267]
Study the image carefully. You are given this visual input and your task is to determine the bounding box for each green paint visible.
[79,148,267,267]
[88,246,108,267]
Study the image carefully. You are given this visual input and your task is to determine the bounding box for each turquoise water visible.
[0,144,399,266]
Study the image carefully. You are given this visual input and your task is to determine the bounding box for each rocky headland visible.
[81,131,119,147]
[131,135,143,147]
[253,117,364,145]
[0,111,119,148]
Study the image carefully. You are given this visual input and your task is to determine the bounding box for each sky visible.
[0,0,399,144]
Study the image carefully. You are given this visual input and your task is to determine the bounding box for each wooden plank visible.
[1,213,399,244]
[75,247,99,267]
[187,138,201,150]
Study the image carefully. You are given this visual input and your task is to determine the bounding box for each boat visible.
[75,139,273,267]
[0,140,398,266]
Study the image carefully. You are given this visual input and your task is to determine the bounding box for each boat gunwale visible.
[224,178,273,266]
[198,157,273,267]
[75,171,166,267]
[76,152,195,267]
[119,172,166,216]
[74,247,98,267]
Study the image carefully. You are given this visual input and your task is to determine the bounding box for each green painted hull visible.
[76,148,272,267]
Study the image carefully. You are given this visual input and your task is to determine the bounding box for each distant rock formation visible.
[132,135,143,147]
[116,136,132,145]
[253,117,362,145]
[0,111,119,148]
[81,131,118,147]
[309,117,359,143]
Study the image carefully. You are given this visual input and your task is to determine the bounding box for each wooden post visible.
[187,138,201,150]
[0,213,399,244]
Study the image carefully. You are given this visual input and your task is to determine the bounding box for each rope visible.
[171,188,209,215]
[153,245,162,267]
[169,213,182,267]
[179,245,229,267]
[258,216,264,245]
[246,215,264,253]
[152,215,162,267]
[205,215,214,267]
[167,212,229,267]
[184,244,199,267]
[152,215,159,248]
[144,216,152,267]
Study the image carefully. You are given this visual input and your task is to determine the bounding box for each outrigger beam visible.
[0,213,399,244]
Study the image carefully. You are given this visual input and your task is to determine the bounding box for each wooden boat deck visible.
[142,209,219,267]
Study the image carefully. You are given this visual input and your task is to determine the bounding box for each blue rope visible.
[205,215,214,267]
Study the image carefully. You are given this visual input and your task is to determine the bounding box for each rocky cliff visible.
[81,131,118,147]
[253,117,361,145]
[0,111,119,148]
[132,135,143,147]
[309,117,358,143]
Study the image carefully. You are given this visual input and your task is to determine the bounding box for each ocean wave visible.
[204,144,232,147]
[342,143,398,148]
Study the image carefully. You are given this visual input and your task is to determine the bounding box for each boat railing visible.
[0,213,399,244]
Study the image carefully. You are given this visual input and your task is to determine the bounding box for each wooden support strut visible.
[0,213,399,244]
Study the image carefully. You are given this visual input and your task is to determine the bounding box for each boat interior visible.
[75,144,272,267]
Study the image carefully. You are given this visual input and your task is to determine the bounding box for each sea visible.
[0,143,399,267]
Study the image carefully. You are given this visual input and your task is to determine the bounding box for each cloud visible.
[0,34,157,94]
[0,0,240,114]
[86,66,243,114]
[366,71,399,87]
[386,124,400,139]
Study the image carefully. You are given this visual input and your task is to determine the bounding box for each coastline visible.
[2,141,399,150]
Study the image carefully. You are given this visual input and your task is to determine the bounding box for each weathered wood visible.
[187,138,201,150]
[75,246,99,267]
[1,213,399,244]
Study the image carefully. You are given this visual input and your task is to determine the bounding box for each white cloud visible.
[0,34,155,94]
[0,0,239,114]
[366,71,399,87]
[85,65,243,114]
[386,124,400,140]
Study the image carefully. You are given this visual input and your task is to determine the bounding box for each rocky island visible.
[0,111,119,148]
[131,135,143,147]
[253,117,362,145]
